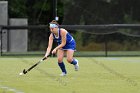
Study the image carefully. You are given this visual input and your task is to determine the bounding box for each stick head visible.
[23,69,27,74]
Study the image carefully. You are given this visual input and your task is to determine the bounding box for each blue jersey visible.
[52,28,76,50]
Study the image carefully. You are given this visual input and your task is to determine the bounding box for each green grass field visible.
[0,57,140,93]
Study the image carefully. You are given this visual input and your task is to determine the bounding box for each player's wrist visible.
[45,53,49,57]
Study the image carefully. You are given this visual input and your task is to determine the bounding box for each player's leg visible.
[66,50,79,71]
[57,49,67,76]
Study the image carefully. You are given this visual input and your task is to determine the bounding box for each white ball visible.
[19,72,23,76]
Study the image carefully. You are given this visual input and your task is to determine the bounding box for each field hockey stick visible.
[19,57,47,75]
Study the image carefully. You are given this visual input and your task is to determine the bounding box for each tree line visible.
[8,0,140,51]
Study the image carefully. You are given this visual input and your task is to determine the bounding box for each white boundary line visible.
[0,85,24,93]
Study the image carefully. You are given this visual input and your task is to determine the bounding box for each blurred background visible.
[0,0,140,56]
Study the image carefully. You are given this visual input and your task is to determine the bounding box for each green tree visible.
[8,0,27,17]
[62,0,140,50]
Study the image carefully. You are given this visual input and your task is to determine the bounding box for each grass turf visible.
[0,57,140,93]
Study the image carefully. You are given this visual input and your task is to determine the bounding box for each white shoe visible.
[60,72,67,76]
[74,59,79,71]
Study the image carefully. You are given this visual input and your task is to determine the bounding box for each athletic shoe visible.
[74,59,79,71]
[60,72,67,76]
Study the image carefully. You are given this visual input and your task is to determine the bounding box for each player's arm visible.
[52,29,67,54]
[45,33,53,57]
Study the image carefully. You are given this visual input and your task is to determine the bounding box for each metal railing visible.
[0,24,140,56]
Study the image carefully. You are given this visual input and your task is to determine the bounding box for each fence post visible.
[0,26,2,56]
[105,35,108,57]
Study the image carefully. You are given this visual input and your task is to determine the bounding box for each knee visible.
[58,58,63,63]
[67,58,73,63]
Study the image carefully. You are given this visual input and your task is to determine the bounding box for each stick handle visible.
[42,57,47,61]
[27,57,47,72]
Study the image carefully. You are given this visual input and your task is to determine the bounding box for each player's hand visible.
[52,48,57,54]
[44,53,49,58]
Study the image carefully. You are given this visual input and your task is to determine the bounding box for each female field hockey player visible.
[44,20,79,76]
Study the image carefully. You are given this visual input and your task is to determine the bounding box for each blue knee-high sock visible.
[58,62,67,74]
[71,59,77,65]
